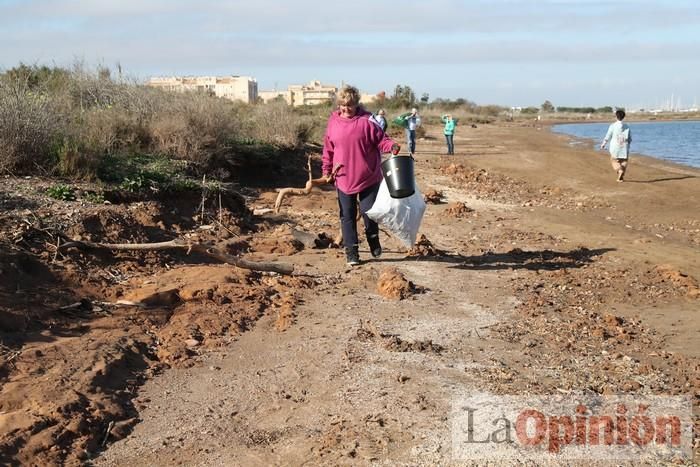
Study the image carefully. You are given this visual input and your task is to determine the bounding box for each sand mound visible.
[121,266,312,364]
[377,268,415,300]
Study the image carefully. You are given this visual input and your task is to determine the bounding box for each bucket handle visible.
[387,152,415,161]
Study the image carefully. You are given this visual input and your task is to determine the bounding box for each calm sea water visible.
[552,120,700,169]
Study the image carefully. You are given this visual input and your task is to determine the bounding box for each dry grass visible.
[245,101,316,149]
[0,77,66,173]
[0,64,320,177]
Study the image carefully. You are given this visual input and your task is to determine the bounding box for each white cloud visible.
[1,0,698,105]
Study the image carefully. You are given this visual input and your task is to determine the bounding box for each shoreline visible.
[548,120,700,170]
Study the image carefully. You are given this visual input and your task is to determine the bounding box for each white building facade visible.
[148,75,258,104]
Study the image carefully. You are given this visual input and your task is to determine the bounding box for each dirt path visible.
[95,122,699,465]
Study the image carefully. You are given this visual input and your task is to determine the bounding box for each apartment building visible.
[259,80,337,107]
[148,75,258,104]
[258,90,289,103]
[289,80,337,107]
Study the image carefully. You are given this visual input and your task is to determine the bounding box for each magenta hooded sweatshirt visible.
[322,108,396,195]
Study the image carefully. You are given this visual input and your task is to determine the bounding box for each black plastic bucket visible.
[381,155,415,198]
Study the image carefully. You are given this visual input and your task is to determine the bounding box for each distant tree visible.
[541,100,555,113]
[556,106,595,114]
[521,107,539,114]
[457,98,478,112]
[430,97,478,112]
[596,106,613,113]
[1,63,71,90]
[420,92,429,104]
[386,84,416,109]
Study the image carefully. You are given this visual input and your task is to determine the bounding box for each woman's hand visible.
[323,163,343,184]
[391,143,401,155]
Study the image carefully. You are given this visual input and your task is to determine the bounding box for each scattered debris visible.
[408,234,443,257]
[423,189,444,204]
[355,320,443,354]
[443,202,474,218]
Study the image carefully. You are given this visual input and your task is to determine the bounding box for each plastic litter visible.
[367,179,426,247]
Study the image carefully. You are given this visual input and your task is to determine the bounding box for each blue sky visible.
[1,0,699,108]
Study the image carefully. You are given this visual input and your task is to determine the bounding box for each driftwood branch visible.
[274,158,341,213]
[273,159,346,246]
[57,238,294,275]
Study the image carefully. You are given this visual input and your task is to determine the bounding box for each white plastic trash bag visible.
[367,179,426,247]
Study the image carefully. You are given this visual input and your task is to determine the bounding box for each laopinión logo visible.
[451,393,692,461]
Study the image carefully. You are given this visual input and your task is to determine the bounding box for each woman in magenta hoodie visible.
[322,85,399,266]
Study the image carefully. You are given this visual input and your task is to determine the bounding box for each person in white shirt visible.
[397,108,421,156]
[373,108,387,131]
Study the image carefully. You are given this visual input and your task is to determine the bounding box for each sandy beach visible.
[1,120,698,465]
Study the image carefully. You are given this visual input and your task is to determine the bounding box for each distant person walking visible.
[397,108,421,156]
[373,109,387,132]
[322,85,399,266]
[441,114,456,155]
[600,110,632,182]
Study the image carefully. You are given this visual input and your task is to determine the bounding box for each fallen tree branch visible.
[57,238,294,275]
[273,158,346,246]
[274,158,341,213]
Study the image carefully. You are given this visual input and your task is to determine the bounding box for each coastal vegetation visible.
[2,64,697,189]
[0,63,316,189]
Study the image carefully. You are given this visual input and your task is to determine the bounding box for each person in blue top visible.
[441,114,456,155]
[600,109,632,182]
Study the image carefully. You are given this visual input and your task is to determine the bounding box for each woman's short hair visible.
[336,85,360,106]
[615,109,626,120]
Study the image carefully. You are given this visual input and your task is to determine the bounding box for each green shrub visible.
[46,184,76,201]
[82,191,105,204]
[97,153,188,192]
